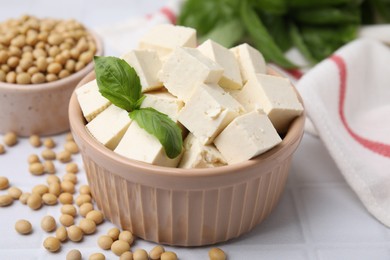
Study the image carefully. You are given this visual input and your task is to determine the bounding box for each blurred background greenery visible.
[178,0,390,68]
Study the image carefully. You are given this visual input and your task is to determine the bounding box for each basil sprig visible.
[94,56,183,159]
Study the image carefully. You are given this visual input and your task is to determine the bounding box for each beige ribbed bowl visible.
[0,32,103,137]
[69,70,305,246]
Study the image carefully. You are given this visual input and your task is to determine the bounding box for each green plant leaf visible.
[198,18,244,47]
[94,56,143,112]
[240,0,298,69]
[129,108,183,159]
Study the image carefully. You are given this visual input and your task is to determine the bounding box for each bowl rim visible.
[69,70,305,179]
[0,30,103,92]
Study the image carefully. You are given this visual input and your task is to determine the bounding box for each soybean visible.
[133,249,148,260]
[208,248,226,260]
[43,236,61,252]
[55,226,68,242]
[97,235,113,250]
[107,227,120,240]
[86,210,104,225]
[120,252,134,260]
[27,193,42,210]
[67,225,83,242]
[41,215,57,232]
[3,132,17,146]
[66,249,82,260]
[79,218,96,234]
[161,252,178,260]
[0,176,9,190]
[29,134,41,147]
[8,186,22,199]
[149,245,165,260]
[111,240,130,256]
[15,219,32,234]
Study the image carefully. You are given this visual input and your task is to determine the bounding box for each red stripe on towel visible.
[331,55,390,158]
[285,68,303,79]
[160,7,176,24]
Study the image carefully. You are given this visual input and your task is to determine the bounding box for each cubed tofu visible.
[178,83,245,145]
[141,91,184,122]
[230,43,266,83]
[198,40,242,90]
[232,74,303,133]
[121,50,163,93]
[138,24,197,58]
[114,121,183,167]
[75,79,111,122]
[159,47,224,102]
[86,104,132,150]
[214,110,282,164]
[179,133,227,168]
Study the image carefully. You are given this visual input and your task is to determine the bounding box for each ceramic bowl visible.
[0,31,103,137]
[69,70,305,246]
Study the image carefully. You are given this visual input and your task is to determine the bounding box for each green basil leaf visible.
[94,56,143,112]
[129,108,183,159]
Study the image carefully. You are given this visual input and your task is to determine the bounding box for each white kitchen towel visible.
[297,39,390,227]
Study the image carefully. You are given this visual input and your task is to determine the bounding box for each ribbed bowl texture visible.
[69,70,305,246]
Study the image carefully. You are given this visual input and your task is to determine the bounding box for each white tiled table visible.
[1,1,390,259]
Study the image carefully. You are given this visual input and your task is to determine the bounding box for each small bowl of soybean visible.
[0,15,103,136]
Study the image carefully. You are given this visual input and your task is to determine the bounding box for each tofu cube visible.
[121,50,163,93]
[159,47,224,102]
[75,79,111,122]
[178,83,245,145]
[214,110,282,164]
[230,43,266,83]
[114,121,183,167]
[179,133,227,168]
[140,91,184,122]
[138,24,197,58]
[198,40,242,90]
[86,104,132,150]
[233,74,303,133]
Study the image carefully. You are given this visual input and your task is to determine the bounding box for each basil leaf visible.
[130,108,183,159]
[94,56,143,112]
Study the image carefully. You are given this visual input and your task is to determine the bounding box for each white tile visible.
[289,134,345,187]
[231,189,305,245]
[227,248,308,260]
[317,248,390,260]
[296,185,386,243]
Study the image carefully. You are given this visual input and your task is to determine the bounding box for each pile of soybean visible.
[0,15,96,84]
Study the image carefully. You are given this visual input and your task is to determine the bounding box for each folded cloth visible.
[297,39,390,227]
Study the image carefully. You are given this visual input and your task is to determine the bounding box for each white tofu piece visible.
[230,43,266,83]
[179,133,227,168]
[159,47,224,102]
[75,79,111,122]
[233,74,303,133]
[138,24,197,58]
[121,50,163,93]
[178,83,245,145]
[86,104,132,150]
[198,40,242,90]
[114,121,182,167]
[214,110,282,164]
[140,91,184,122]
